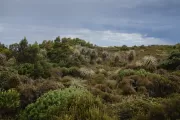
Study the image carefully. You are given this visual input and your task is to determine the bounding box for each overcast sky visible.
[0,0,180,46]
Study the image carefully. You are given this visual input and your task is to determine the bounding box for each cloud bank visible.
[0,0,179,45]
[0,24,170,46]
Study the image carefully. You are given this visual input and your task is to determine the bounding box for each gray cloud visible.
[0,0,180,45]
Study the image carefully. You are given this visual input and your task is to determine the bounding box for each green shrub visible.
[17,63,34,75]
[117,69,178,97]
[0,89,20,115]
[118,69,135,80]
[91,73,106,84]
[163,94,180,119]
[20,87,112,120]
[36,80,64,96]
[68,67,81,77]
[30,61,51,79]
[0,72,20,90]
[147,74,177,97]
[118,98,165,120]
[159,51,180,70]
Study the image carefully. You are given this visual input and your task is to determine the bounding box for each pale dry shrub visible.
[142,56,158,71]
[79,67,95,78]
[96,57,103,64]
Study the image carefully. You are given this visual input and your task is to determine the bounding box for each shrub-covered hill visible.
[0,37,180,120]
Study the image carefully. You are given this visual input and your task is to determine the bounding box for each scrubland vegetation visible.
[0,36,180,120]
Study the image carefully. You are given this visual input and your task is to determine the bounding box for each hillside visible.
[0,37,180,120]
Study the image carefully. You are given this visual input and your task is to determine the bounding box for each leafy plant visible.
[0,89,20,117]
[20,87,112,120]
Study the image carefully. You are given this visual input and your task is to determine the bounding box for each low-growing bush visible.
[91,73,106,84]
[0,72,21,90]
[17,84,37,108]
[117,98,165,120]
[79,67,95,79]
[159,51,180,70]
[20,87,113,120]
[0,89,20,117]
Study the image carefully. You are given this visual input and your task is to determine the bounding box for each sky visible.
[0,0,180,46]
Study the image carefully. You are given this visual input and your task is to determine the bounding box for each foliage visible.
[0,89,20,109]
[160,51,180,70]
[20,87,112,120]
[0,89,20,118]
[0,53,7,66]
[0,71,20,90]
[79,67,95,78]
[1,37,180,120]
[30,61,51,79]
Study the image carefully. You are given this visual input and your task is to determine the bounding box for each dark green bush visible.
[0,72,20,90]
[160,51,180,70]
[30,61,51,79]
[17,63,34,75]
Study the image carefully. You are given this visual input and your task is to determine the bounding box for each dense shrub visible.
[0,89,20,116]
[160,51,180,70]
[20,87,113,120]
[117,69,179,97]
[17,63,34,75]
[30,61,51,79]
[91,73,106,84]
[0,53,7,66]
[163,94,180,119]
[117,98,165,120]
[0,71,21,90]
[79,67,95,78]
[36,80,64,96]
[17,84,37,108]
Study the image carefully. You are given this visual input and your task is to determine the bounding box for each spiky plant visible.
[142,56,157,71]
[127,50,136,62]
[114,53,120,63]
[102,51,109,61]
[79,67,95,78]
